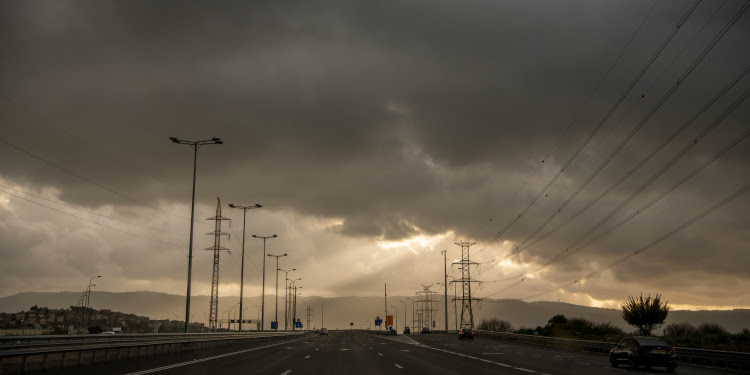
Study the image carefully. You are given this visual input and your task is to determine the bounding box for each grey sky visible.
[1,0,749,311]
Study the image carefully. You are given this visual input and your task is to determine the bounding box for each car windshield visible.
[462,329,472,333]
[636,337,669,346]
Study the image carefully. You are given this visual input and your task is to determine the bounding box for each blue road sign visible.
[295,321,302,328]
[271,321,278,330]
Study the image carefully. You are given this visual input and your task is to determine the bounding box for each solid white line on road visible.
[576,362,590,365]
[394,364,403,369]
[606,368,626,372]
[281,371,292,375]
[305,355,311,359]
[481,353,504,354]
[125,336,309,375]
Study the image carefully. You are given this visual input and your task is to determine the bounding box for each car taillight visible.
[669,348,676,356]
[471,332,474,335]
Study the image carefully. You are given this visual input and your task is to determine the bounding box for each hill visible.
[1,292,748,333]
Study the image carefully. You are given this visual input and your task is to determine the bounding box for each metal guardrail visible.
[0,331,304,374]
[475,330,750,372]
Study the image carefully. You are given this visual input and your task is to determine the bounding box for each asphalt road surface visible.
[68,332,741,375]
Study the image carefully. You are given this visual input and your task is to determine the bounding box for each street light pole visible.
[290,279,300,330]
[318,298,324,328]
[85,275,101,332]
[447,276,458,331]
[399,301,406,332]
[170,136,223,333]
[228,203,262,332]
[252,234,277,331]
[268,253,287,330]
[390,305,398,332]
[442,249,448,331]
[279,268,296,330]
[406,297,415,331]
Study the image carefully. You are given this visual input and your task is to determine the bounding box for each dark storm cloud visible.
[1,0,749,305]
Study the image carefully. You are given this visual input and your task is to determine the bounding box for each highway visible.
[68,332,741,375]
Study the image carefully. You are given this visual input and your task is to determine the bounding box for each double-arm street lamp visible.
[228,203,262,332]
[170,136,223,333]
[252,234,277,331]
[279,268,296,330]
[268,253,288,330]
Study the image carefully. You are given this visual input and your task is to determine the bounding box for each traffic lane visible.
[262,332,400,375]
[408,333,740,375]
[365,332,559,375]
[61,335,312,375]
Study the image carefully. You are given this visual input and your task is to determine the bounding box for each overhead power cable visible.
[0,187,187,248]
[518,180,750,301]
[474,0,658,257]
[0,183,191,237]
[509,63,750,258]
[483,0,703,248]
[0,136,197,223]
[479,85,750,298]
[481,109,750,299]
[508,0,748,257]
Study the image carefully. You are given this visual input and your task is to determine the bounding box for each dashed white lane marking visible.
[339,348,351,351]
[576,362,590,365]
[400,350,411,352]
[125,336,308,375]
[482,352,504,354]
[281,371,292,375]
[315,348,319,351]
[378,353,384,356]
[606,368,626,372]
[304,355,311,359]
[394,364,403,369]
[415,344,541,374]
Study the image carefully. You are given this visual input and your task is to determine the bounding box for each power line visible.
[474,0,659,258]
[508,0,745,256]
[0,136,198,223]
[519,180,750,301]
[481,114,750,299]
[509,63,750,258]
[0,183,191,237]
[482,0,703,250]
[0,187,187,248]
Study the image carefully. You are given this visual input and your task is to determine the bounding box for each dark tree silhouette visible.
[620,293,669,336]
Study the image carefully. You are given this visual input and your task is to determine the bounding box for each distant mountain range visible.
[1,291,748,333]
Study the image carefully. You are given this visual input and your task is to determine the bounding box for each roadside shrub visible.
[664,322,696,337]
[478,317,513,332]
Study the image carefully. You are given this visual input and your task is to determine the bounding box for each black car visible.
[421,327,431,334]
[610,337,677,372]
[403,327,411,334]
[458,328,474,340]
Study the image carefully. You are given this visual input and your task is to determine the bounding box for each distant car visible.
[101,331,116,335]
[421,327,431,334]
[315,329,320,333]
[458,328,474,340]
[319,328,328,336]
[610,337,677,372]
[403,327,411,334]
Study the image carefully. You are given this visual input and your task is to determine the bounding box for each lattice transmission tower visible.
[205,197,231,331]
[416,284,437,329]
[452,241,481,329]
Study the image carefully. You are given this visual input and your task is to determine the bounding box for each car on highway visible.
[319,328,328,336]
[421,327,431,334]
[101,331,116,335]
[610,336,677,372]
[458,328,474,340]
[403,326,410,334]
